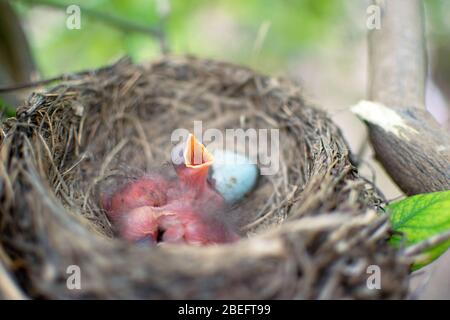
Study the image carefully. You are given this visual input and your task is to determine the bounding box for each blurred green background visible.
[5,0,448,72]
[9,0,348,76]
[0,1,449,86]
[1,0,449,122]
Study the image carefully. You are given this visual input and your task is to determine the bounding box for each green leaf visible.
[387,190,450,270]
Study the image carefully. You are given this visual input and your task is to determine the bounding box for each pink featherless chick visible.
[102,134,239,245]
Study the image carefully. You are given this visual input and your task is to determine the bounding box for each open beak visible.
[183,134,214,168]
[174,133,214,187]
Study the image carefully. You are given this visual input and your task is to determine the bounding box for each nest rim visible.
[0,55,409,299]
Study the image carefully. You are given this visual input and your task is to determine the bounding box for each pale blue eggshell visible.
[210,150,258,203]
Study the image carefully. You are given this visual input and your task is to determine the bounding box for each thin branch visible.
[154,0,171,54]
[0,75,63,93]
[8,0,169,53]
[403,230,450,257]
[0,56,131,93]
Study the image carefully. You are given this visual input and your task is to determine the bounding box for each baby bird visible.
[101,175,170,222]
[102,134,238,245]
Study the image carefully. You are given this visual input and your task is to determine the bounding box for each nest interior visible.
[0,56,409,299]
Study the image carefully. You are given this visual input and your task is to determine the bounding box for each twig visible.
[0,75,64,93]
[155,0,171,54]
[403,230,450,257]
[8,0,169,53]
[0,56,131,93]
[252,20,272,59]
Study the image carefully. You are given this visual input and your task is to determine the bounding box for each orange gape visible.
[101,134,239,245]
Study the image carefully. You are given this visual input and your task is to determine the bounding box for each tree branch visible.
[353,0,450,195]
[368,0,427,109]
[403,230,450,258]
[8,0,169,54]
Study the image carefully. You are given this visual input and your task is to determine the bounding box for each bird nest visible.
[0,56,409,299]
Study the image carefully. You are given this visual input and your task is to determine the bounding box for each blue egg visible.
[210,150,259,203]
